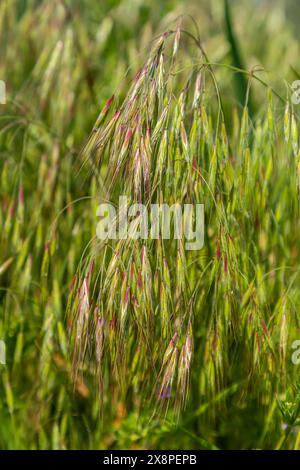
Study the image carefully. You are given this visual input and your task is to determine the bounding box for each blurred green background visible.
[0,0,300,449]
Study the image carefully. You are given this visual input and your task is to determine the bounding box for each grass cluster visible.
[1,0,300,450]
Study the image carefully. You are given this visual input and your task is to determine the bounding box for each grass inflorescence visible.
[69,27,300,439]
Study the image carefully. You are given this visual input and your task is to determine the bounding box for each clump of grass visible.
[68,26,300,432]
[1,0,300,450]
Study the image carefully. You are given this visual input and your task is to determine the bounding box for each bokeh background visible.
[1,0,300,449]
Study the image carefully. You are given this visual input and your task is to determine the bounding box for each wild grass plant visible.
[68,25,300,446]
[0,0,300,450]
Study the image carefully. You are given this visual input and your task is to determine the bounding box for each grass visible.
[1,0,300,450]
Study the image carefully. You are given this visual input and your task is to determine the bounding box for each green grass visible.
[1,0,300,450]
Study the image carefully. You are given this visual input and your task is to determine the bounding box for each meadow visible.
[1,0,300,450]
